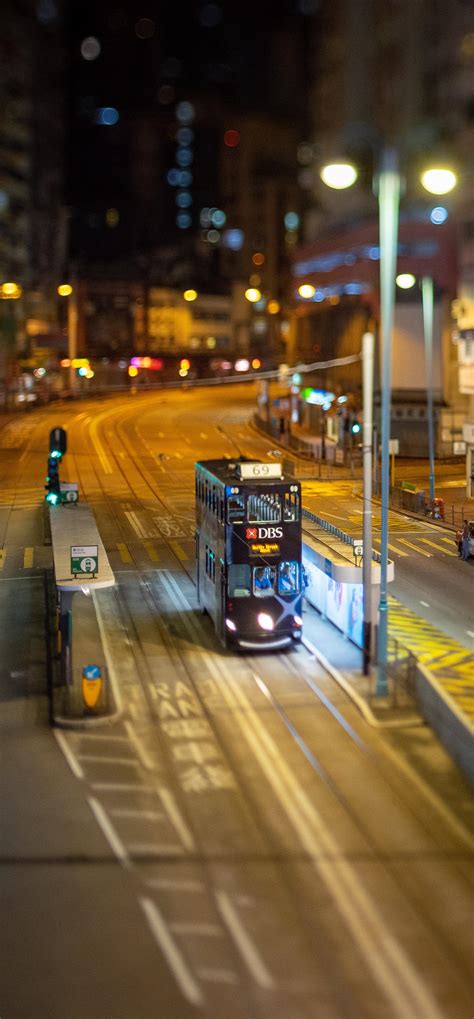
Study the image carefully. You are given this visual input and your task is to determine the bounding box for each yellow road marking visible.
[0,548,6,569]
[169,540,188,562]
[397,537,431,557]
[373,539,409,557]
[117,542,133,563]
[420,537,456,555]
[23,547,34,569]
[144,541,159,562]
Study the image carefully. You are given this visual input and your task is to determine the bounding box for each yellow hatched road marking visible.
[117,542,133,563]
[419,537,456,555]
[143,541,159,562]
[169,540,188,562]
[373,539,409,558]
[0,548,6,569]
[440,535,456,546]
[23,547,34,569]
[397,537,431,557]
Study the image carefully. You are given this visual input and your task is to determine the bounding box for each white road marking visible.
[466,630,474,639]
[75,734,129,743]
[146,878,205,893]
[54,730,84,780]
[91,591,123,714]
[124,720,157,771]
[109,808,165,821]
[204,650,445,1018]
[125,510,148,538]
[216,890,275,991]
[170,923,221,936]
[88,796,130,868]
[158,786,196,851]
[420,600,430,608]
[139,898,205,1007]
[77,755,138,766]
[196,967,239,985]
[128,843,183,855]
[91,782,155,791]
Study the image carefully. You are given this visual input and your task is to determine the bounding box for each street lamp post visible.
[376,148,401,694]
[320,152,457,695]
[421,276,436,504]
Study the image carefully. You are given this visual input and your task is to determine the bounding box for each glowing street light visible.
[57,284,73,297]
[420,167,457,196]
[183,289,198,301]
[320,162,358,190]
[245,287,261,303]
[298,284,315,299]
[1,282,22,299]
[396,273,416,289]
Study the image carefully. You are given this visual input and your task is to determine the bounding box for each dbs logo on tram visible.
[246,526,283,540]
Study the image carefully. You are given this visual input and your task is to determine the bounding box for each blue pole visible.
[376,148,401,696]
[422,276,436,504]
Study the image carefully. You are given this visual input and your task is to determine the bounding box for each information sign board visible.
[70,545,98,576]
[60,482,79,504]
[238,462,282,480]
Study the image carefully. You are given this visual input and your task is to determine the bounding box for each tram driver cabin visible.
[195,458,303,650]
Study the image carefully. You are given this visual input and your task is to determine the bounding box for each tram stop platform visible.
[49,503,119,728]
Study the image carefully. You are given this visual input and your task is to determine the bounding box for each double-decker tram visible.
[195,457,303,650]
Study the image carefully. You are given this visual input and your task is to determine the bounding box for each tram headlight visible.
[257,612,274,631]
[293,615,303,627]
[225,618,237,632]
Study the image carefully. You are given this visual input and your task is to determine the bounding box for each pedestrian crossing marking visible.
[397,537,431,557]
[169,540,188,562]
[23,547,34,569]
[117,542,133,563]
[0,549,6,570]
[144,541,159,562]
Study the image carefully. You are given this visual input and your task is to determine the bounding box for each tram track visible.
[60,399,474,991]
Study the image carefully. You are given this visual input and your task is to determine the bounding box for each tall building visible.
[291,0,474,455]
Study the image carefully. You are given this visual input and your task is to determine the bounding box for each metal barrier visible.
[371,634,418,707]
[302,506,382,563]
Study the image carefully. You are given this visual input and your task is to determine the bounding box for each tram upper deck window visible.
[228,563,251,597]
[283,489,299,522]
[227,493,245,523]
[248,492,281,523]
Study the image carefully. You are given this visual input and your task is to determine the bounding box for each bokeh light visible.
[245,288,261,303]
[284,211,300,230]
[176,101,195,123]
[252,252,265,266]
[396,273,416,289]
[223,228,244,250]
[211,209,226,227]
[224,129,240,148]
[135,18,155,39]
[267,300,280,314]
[430,206,448,224]
[57,284,73,296]
[157,85,175,104]
[320,162,358,189]
[183,289,198,302]
[80,36,101,60]
[299,284,316,298]
[420,168,457,195]
[95,107,119,126]
[176,191,192,208]
[106,208,119,227]
[176,212,192,229]
[199,3,222,27]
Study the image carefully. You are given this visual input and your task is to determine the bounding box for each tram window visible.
[278,561,299,594]
[253,566,276,597]
[248,492,281,523]
[228,563,251,597]
[283,490,299,521]
[227,494,245,523]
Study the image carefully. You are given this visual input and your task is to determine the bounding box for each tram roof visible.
[195,457,293,485]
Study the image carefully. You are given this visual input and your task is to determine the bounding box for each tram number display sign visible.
[70,545,99,576]
[249,542,280,557]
